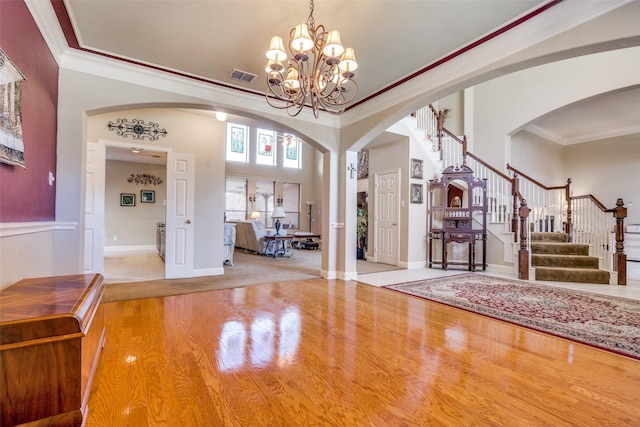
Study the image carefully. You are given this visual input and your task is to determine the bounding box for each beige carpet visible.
[103,249,400,302]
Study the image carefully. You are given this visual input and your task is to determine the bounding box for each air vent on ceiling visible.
[229,68,257,83]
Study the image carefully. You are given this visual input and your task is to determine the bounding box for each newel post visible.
[518,199,531,280]
[607,198,627,286]
[564,178,573,242]
[511,173,519,240]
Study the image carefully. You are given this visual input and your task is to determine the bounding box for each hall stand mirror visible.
[428,164,487,271]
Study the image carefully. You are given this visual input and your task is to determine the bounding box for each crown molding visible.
[24,0,67,65]
[524,124,566,145]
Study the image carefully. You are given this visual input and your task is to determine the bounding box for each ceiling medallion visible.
[107,118,168,141]
[264,0,358,118]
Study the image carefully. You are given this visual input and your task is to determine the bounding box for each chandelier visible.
[265,0,358,118]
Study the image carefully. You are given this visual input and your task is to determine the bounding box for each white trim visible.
[193,267,224,277]
[24,0,66,66]
[400,260,427,269]
[104,245,156,253]
[337,271,358,281]
[485,263,519,279]
[321,269,338,280]
[0,221,77,238]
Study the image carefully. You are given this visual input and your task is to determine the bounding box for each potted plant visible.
[356,207,368,259]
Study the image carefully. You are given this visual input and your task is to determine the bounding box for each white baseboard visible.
[193,267,224,277]
[400,260,427,269]
[338,271,358,281]
[104,245,156,253]
[322,269,338,280]
[485,263,518,278]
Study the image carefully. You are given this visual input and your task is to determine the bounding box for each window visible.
[282,134,302,169]
[255,180,275,228]
[282,182,301,229]
[256,128,276,166]
[225,177,247,221]
[226,123,249,163]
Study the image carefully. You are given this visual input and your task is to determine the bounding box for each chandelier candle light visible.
[265,0,358,117]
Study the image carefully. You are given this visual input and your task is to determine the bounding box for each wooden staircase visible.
[414,104,626,285]
[531,232,610,284]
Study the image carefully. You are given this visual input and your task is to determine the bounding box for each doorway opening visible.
[103,146,167,283]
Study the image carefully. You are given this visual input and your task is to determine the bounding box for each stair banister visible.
[416,103,624,284]
[506,165,569,237]
[605,198,627,286]
[511,173,520,240]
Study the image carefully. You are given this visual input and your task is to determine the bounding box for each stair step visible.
[531,254,600,269]
[531,232,569,242]
[535,266,610,284]
[531,242,590,256]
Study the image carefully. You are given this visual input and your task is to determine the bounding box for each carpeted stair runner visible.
[531,232,610,284]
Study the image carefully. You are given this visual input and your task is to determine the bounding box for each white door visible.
[84,142,105,273]
[376,171,399,265]
[165,152,195,279]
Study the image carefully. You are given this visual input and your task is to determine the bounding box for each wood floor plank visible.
[86,279,640,426]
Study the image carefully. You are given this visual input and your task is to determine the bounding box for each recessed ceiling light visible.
[131,148,144,153]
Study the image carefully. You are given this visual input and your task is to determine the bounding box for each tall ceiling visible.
[58,0,639,146]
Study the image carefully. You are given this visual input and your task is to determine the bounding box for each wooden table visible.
[264,235,295,258]
[0,274,106,426]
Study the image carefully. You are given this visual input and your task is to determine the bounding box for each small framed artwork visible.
[411,158,423,179]
[411,183,423,204]
[141,190,155,203]
[121,193,135,206]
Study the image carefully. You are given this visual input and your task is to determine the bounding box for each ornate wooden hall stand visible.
[428,164,487,271]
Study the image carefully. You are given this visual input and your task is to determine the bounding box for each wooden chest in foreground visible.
[0,274,106,426]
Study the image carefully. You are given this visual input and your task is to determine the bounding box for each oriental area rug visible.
[384,273,640,360]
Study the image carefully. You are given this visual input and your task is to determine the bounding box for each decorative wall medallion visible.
[127,173,163,186]
[107,118,167,141]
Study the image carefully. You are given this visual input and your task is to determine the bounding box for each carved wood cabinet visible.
[0,274,106,426]
[428,164,487,271]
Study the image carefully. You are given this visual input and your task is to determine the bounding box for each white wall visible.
[471,47,640,172]
[565,134,640,225]
[105,160,166,247]
[511,130,566,186]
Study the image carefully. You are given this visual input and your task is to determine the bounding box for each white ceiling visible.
[59,0,639,159]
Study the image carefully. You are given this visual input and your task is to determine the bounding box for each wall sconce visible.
[249,194,256,203]
[277,196,283,206]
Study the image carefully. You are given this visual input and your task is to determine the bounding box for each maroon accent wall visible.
[0,0,59,222]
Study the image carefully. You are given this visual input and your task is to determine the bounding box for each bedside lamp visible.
[250,211,261,220]
[271,207,286,236]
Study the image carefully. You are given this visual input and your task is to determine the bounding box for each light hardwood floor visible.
[86,277,640,426]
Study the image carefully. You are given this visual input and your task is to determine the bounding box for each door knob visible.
[186,219,192,224]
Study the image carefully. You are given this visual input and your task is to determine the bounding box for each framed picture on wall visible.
[141,190,155,203]
[121,193,135,206]
[410,183,423,204]
[410,158,423,179]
